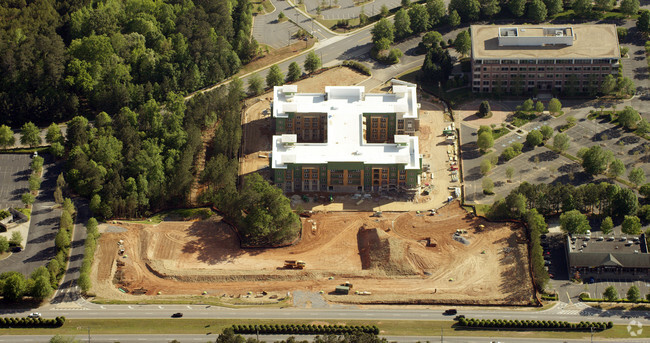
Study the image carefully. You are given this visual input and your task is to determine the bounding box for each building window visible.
[473,81,480,85]
[555,81,562,86]
[483,81,490,85]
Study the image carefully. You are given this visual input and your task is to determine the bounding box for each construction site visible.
[90,202,535,306]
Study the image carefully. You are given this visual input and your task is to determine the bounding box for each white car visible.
[28,312,41,318]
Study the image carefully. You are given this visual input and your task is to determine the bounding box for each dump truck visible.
[284,260,306,269]
[340,281,353,288]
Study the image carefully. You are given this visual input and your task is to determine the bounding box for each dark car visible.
[11,246,22,253]
[171,312,183,318]
[443,309,457,315]
[588,277,595,284]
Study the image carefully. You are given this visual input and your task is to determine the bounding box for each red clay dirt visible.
[91,202,534,305]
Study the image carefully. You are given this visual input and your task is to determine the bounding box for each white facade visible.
[271,84,421,171]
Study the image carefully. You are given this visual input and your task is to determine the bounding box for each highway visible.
[0,334,643,343]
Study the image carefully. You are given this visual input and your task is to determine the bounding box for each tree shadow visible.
[182,218,264,265]
[528,150,559,163]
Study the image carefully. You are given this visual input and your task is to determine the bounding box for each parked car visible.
[443,309,457,315]
[28,313,41,318]
[171,312,183,318]
[588,277,595,284]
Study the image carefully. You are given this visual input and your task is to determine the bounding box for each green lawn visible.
[492,127,510,140]
[117,207,214,225]
[511,111,538,127]
[1,319,645,340]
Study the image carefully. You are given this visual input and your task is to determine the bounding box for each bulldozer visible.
[284,260,306,269]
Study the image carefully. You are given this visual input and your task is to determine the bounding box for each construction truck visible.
[284,260,306,269]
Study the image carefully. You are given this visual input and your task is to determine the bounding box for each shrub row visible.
[231,324,379,335]
[457,318,612,331]
[78,218,100,292]
[540,293,558,301]
[342,60,371,76]
[0,316,65,328]
[48,197,76,289]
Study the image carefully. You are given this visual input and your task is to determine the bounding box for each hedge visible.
[342,60,371,76]
[231,324,379,335]
[0,316,65,328]
[456,318,612,331]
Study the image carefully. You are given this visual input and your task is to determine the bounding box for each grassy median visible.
[0,319,647,339]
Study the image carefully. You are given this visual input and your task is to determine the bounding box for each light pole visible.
[87,327,91,343]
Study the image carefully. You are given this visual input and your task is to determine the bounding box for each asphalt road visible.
[50,198,90,306]
[0,154,61,277]
[0,334,640,343]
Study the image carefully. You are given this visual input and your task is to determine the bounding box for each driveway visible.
[0,154,61,277]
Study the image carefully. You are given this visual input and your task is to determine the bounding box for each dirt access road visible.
[91,202,534,306]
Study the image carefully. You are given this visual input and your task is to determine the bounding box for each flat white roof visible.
[272,84,420,170]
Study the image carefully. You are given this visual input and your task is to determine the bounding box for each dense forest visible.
[0,0,257,125]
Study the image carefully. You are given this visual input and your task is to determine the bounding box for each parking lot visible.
[0,154,31,210]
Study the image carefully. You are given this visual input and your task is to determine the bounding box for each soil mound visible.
[357,227,421,276]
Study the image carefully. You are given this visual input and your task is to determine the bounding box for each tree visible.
[481,0,501,17]
[454,31,471,57]
[639,205,650,222]
[620,0,639,16]
[608,159,625,178]
[478,100,491,117]
[45,123,62,144]
[278,11,285,20]
[637,10,650,33]
[520,98,534,112]
[544,0,563,15]
[448,0,481,21]
[10,231,23,247]
[477,131,494,152]
[526,130,543,147]
[603,285,618,301]
[423,31,443,47]
[32,274,53,300]
[601,216,614,235]
[552,133,570,152]
[20,122,42,148]
[527,0,547,23]
[573,0,593,17]
[304,51,322,74]
[548,98,562,114]
[628,167,646,186]
[482,177,494,194]
[0,125,15,150]
[600,75,616,95]
[595,0,614,11]
[286,62,302,82]
[622,215,642,234]
[31,156,44,173]
[29,174,42,192]
[3,273,26,302]
[427,0,446,27]
[480,159,493,175]
[580,145,613,175]
[371,18,395,45]
[560,210,590,234]
[506,166,515,181]
[447,10,461,27]
[402,0,411,8]
[394,9,413,40]
[617,77,635,97]
[0,236,8,252]
[54,187,63,204]
[266,65,284,88]
[247,73,264,96]
[535,101,545,113]
[614,187,639,217]
[640,183,650,198]
[627,285,641,302]
[508,0,526,16]
[380,4,390,17]
[618,106,640,129]
[540,125,553,141]
[21,192,35,207]
[409,4,430,34]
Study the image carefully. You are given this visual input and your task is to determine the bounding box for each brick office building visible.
[271,83,422,193]
[470,25,620,94]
